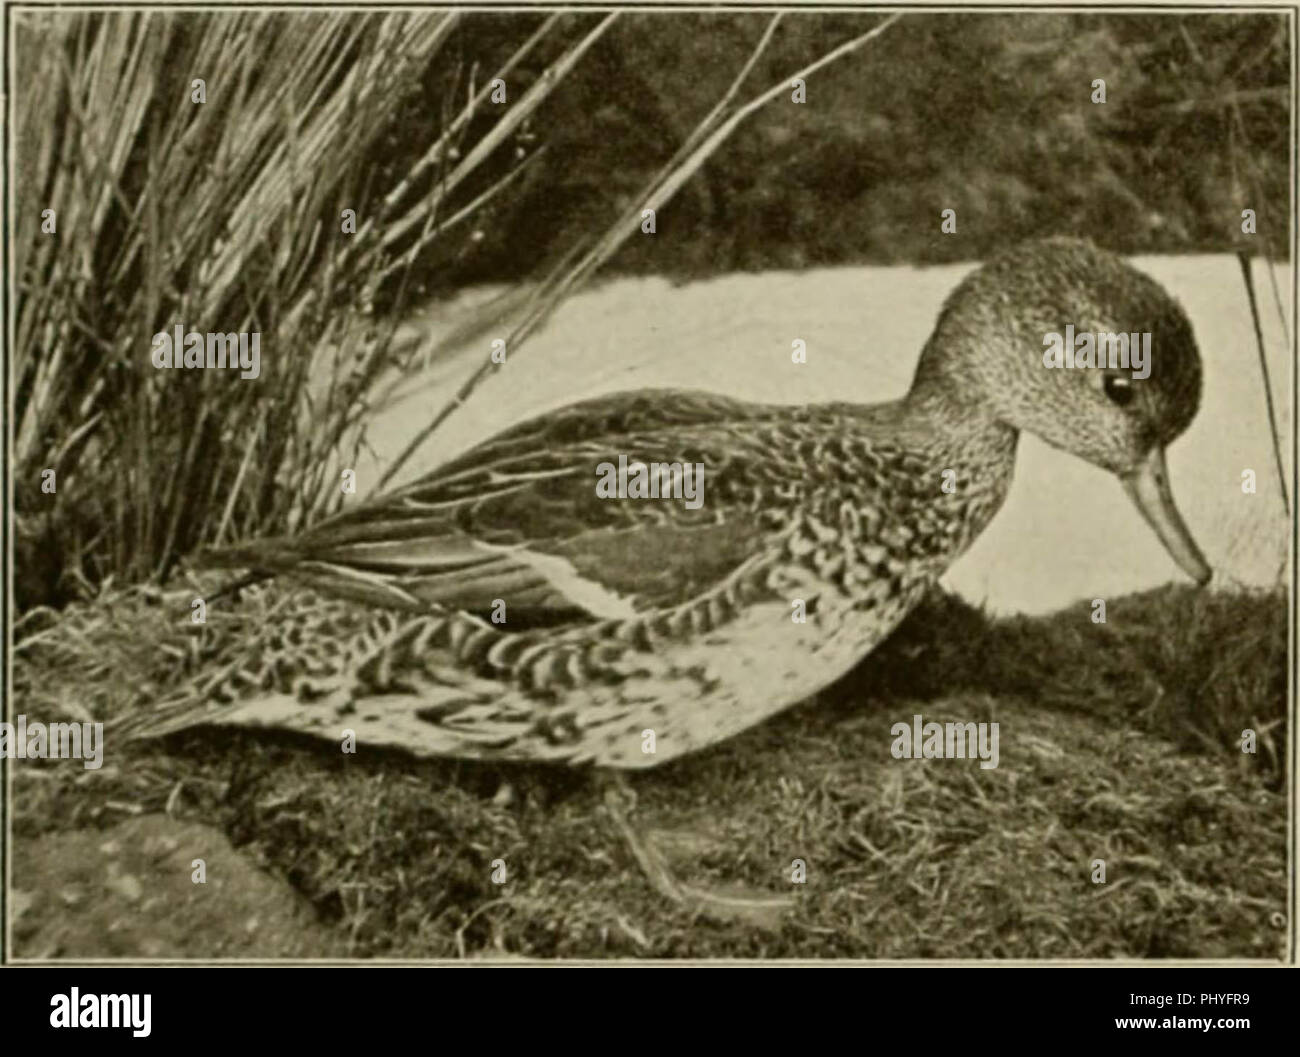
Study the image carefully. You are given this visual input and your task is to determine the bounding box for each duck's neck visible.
[888,377,1021,554]
[899,376,1020,470]
[902,324,1018,449]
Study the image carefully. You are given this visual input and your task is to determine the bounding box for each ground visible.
[9,584,1287,959]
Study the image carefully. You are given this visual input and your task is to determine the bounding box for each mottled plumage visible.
[124,238,1210,773]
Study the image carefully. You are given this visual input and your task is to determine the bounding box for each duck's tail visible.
[110,686,227,742]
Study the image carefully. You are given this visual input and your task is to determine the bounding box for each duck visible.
[122,236,1211,919]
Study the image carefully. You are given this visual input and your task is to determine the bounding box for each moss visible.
[11,583,1286,958]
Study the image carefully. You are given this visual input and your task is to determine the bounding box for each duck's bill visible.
[1121,447,1212,585]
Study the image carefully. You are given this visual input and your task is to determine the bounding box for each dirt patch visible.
[12,814,344,959]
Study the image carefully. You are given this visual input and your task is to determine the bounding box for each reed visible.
[13,9,612,608]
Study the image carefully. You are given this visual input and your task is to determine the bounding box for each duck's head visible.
[910,236,1210,584]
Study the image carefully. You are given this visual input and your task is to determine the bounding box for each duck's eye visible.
[1103,374,1135,407]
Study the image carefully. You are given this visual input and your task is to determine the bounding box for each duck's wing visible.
[200,390,791,622]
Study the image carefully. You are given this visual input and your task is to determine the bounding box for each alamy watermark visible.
[151,324,260,379]
[890,713,999,770]
[1042,325,1150,379]
[50,989,151,1037]
[595,455,704,509]
[1,715,103,769]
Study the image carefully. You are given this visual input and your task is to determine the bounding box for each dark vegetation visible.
[424,11,1289,287]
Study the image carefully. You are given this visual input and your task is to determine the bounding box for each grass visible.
[11,582,1286,959]
[13,10,622,608]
